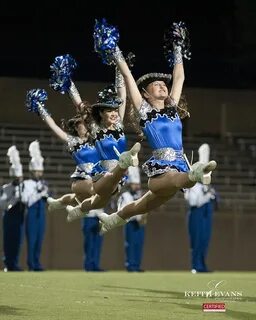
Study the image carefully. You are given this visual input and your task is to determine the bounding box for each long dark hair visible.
[123,97,144,142]
[61,100,93,138]
[91,107,105,126]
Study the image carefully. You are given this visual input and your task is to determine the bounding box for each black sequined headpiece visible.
[91,84,123,109]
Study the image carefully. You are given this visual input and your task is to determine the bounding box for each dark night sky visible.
[1,1,256,89]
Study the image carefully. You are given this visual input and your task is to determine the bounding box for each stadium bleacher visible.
[0,123,255,214]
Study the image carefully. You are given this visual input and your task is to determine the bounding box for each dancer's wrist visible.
[112,46,125,63]
[115,67,125,88]
[173,45,183,65]
[68,81,82,105]
[38,104,50,120]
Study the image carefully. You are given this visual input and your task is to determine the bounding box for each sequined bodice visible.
[66,135,100,166]
[139,99,183,151]
[92,122,127,160]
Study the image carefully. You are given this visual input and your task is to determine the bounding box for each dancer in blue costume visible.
[66,65,140,221]
[26,55,140,220]
[92,19,217,233]
[26,88,99,208]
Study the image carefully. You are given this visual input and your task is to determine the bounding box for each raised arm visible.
[113,47,142,110]
[164,21,191,104]
[68,80,83,111]
[26,89,68,142]
[38,105,68,142]
[94,20,142,110]
[169,46,185,104]
[115,67,126,121]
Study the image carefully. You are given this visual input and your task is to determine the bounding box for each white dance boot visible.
[97,212,127,235]
[66,205,87,222]
[47,197,66,212]
[188,160,217,185]
[118,142,141,169]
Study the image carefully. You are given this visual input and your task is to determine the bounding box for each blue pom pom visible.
[26,89,48,114]
[49,54,77,94]
[93,18,120,65]
[49,74,71,94]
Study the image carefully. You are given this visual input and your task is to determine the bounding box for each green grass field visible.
[1,271,256,320]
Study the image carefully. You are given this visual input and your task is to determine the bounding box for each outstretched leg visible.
[47,179,95,212]
[148,160,217,198]
[98,190,173,234]
[47,194,77,211]
[66,143,141,222]
[98,160,217,234]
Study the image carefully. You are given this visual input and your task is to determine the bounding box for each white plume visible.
[7,145,23,177]
[29,140,42,158]
[29,140,44,171]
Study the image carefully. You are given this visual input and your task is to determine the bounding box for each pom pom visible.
[26,89,48,114]
[163,21,191,67]
[49,74,71,94]
[93,18,120,65]
[49,54,77,94]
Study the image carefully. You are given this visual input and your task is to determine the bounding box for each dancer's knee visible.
[71,183,93,199]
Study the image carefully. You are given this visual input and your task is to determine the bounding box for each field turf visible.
[1,271,256,319]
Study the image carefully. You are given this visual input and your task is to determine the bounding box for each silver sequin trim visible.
[113,46,125,63]
[142,163,178,177]
[153,148,184,161]
[70,166,93,180]
[90,123,99,140]
[173,45,183,65]
[78,163,94,173]
[66,135,85,152]
[139,100,153,120]
[92,122,124,140]
[139,99,178,121]
[115,67,125,88]
[68,81,81,102]
[38,104,50,121]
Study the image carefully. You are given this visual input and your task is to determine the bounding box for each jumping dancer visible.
[92,19,217,233]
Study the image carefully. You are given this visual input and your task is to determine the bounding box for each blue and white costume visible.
[184,183,216,272]
[1,181,25,271]
[117,167,145,271]
[138,99,189,177]
[1,145,25,271]
[22,140,49,271]
[91,121,127,180]
[23,178,49,271]
[66,135,101,180]
[81,208,104,271]
[118,190,145,271]
[184,144,217,272]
